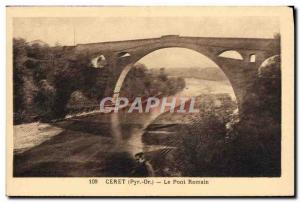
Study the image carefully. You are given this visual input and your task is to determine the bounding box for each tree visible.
[34,80,56,121]
[13,38,27,122]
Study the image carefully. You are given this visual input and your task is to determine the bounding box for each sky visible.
[14,17,279,46]
[13,17,279,68]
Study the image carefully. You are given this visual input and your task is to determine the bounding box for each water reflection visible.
[110,111,162,156]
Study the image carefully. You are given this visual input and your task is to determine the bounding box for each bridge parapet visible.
[161,35,180,39]
[72,36,279,61]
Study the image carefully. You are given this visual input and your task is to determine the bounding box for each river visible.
[112,77,236,157]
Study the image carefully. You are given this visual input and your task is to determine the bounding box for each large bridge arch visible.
[112,46,239,108]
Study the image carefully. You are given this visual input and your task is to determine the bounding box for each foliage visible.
[120,63,186,98]
[144,56,281,177]
[226,56,281,176]
[13,38,108,123]
[13,39,186,124]
[13,39,27,122]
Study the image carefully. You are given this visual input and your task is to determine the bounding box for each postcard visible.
[6,6,294,196]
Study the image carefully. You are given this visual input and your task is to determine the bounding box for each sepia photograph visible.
[6,6,294,196]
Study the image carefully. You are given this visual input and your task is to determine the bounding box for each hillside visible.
[164,67,228,81]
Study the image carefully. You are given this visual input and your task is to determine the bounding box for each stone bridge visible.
[70,35,280,110]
